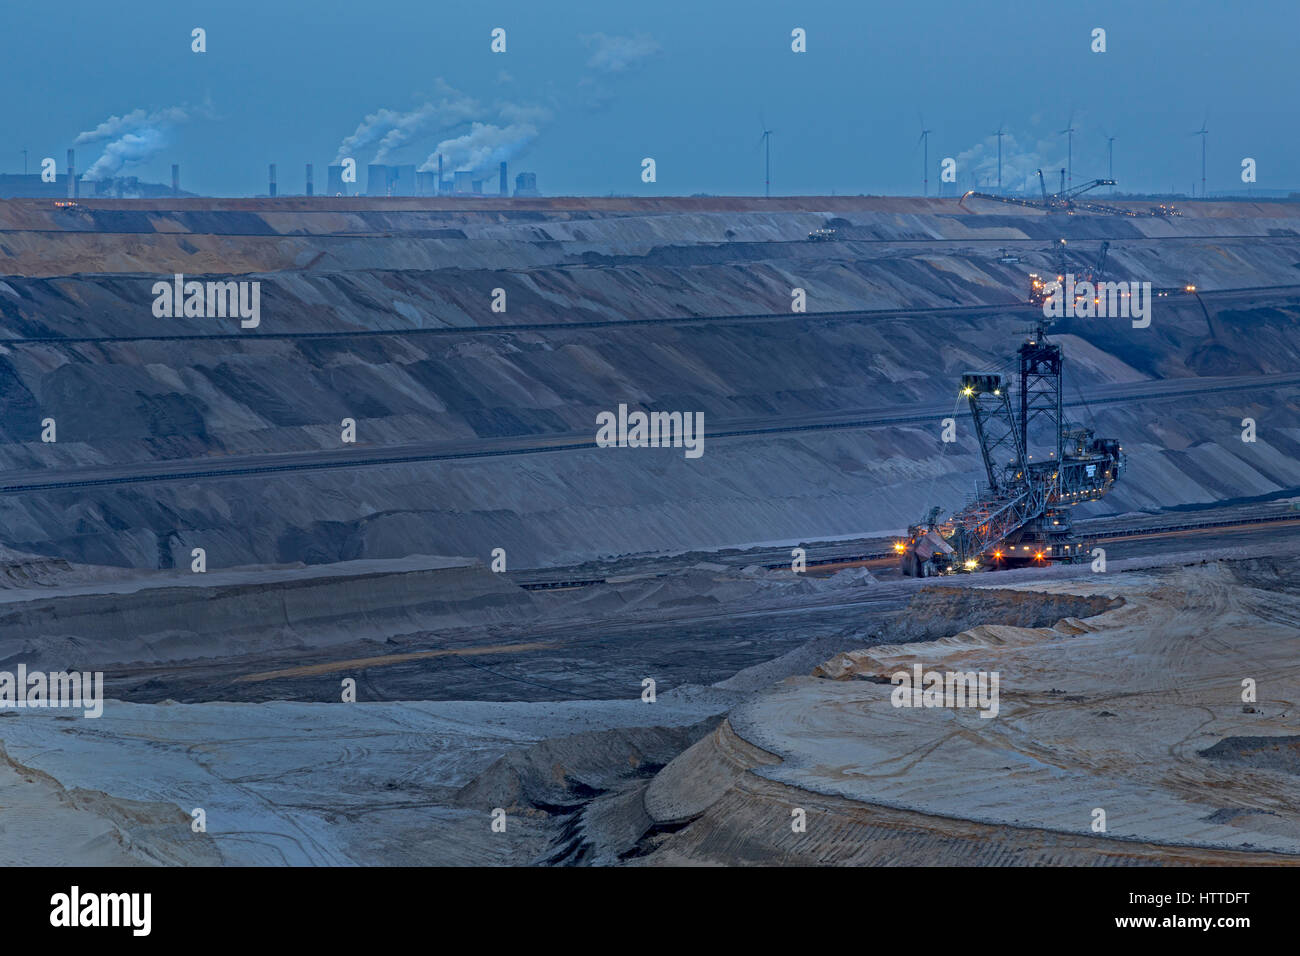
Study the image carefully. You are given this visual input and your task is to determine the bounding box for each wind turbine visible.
[1192,116,1208,198]
[1103,130,1116,194]
[1060,111,1077,188]
[758,113,774,198]
[994,123,1005,193]
[916,118,932,196]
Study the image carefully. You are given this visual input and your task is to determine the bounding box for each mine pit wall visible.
[2,371,1296,573]
[2,199,1300,569]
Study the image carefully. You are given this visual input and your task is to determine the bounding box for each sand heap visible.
[637,557,1300,864]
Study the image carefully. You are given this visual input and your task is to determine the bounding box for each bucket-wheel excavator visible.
[899,322,1125,576]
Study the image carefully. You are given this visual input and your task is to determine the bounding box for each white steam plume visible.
[336,81,480,164]
[956,131,1067,194]
[355,41,656,181]
[74,106,190,181]
[417,121,539,175]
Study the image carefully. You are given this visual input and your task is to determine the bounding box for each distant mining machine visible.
[1027,239,1110,306]
[960,174,1129,216]
[900,321,1125,576]
[1026,239,1070,306]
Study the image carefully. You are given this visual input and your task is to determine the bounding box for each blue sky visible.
[2,0,1296,196]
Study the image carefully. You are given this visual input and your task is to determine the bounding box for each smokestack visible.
[499,161,507,197]
[305,163,313,197]
[171,164,179,197]
[327,164,346,196]
[66,148,75,199]
[437,153,443,195]
[269,163,277,197]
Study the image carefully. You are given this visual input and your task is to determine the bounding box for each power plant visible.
[363,159,527,196]
[0,156,539,200]
[514,171,540,196]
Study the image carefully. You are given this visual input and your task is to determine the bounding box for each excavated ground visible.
[0,552,1131,865]
[2,197,1299,569]
[623,553,1300,865]
[1,197,1297,865]
[5,547,1291,866]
